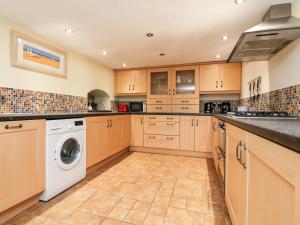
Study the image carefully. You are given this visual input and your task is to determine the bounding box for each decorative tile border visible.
[0,86,87,114]
[240,84,300,117]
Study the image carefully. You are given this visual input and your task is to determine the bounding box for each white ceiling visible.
[0,0,291,69]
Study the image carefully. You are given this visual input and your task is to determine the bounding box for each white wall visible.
[0,16,114,98]
[293,0,300,17]
[241,61,269,99]
[269,38,300,91]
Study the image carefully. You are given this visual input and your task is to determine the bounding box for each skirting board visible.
[0,194,39,224]
[129,146,212,158]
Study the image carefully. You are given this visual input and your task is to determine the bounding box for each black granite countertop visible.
[1,112,299,153]
[0,111,212,121]
[215,114,300,153]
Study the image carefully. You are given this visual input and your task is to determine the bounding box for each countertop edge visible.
[214,115,300,154]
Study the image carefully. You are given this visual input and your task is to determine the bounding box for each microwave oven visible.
[129,102,145,112]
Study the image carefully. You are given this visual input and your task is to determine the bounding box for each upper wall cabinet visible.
[200,63,241,93]
[115,69,147,96]
[147,67,172,99]
[172,65,200,98]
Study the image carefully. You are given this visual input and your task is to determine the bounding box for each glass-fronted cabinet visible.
[147,68,172,98]
[172,66,199,98]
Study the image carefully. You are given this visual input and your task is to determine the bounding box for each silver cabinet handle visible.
[236,141,242,161]
[132,85,135,91]
[181,100,189,103]
[216,81,218,88]
[156,106,162,110]
[173,89,175,95]
[166,123,174,126]
[182,107,189,110]
[196,119,199,126]
[168,89,171,95]
[240,144,247,169]
[149,116,156,120]
[110,120,112,128]
[5,124,23,129]
[107,120,109,128]
[166,137,174,140]
[149,136,156,139]
[129,85,131,91]
[140,117,143,125]
[191,119,194,126]
[156,100,162,103]
[221,81,224,88]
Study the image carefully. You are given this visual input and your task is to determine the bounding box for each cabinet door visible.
[172,66,200,98]
[86,117,109,168]
[131,115,144,147]
[147,68,172,99]
[194,116,211,152]
[0,120,45,213]
[225,124,247,225]
[199,64,220,92]
[122,116,131,149]
[211,117,219,169]
[179,116,195,151]
[132,70,147,94]
[220,63,241,92]
[115,70,133,95]
[109,116,124,155]
[247,132,300,225]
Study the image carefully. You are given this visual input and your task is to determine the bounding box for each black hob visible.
[227,111,290,117]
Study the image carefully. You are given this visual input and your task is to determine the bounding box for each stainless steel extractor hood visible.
[227,3,300,63]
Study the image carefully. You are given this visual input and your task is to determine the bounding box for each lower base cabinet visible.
[225,124,247,225]
[247,132,300,225]
[131,115,144,147]
[0,120,45,213]
[226,123,300,225]
[86,115,130,168]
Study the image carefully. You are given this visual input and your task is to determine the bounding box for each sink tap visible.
[67,98,79,113]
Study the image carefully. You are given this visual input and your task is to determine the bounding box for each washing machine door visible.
[55,134,82,170]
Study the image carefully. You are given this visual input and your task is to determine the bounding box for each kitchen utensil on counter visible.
[118,104,129,112]
[221,102,231,113]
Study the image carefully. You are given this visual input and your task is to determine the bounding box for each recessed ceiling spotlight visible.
[65,28,74,34]
[102,50,107,55]
[216,54,221,59]
[122,63,127,67]
[146,33,154,37]
[222,35,229,41]
[159,53,165,56]
[234,0,246,4]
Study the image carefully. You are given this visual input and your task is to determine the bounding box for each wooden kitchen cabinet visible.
[225,124,248,225]
[179,116,195,151]
[220,63,241,92]
[86,116,109,168]
[172,65,200,98]
[86,115,130,168]
[131,115,144,147]
[115,69,147,95]
[199,64,220,92]
[199,63,241,93]
[0,120,45,213]
[246,132,300,225]
[211,117,219,169]
[147,68,172,98]
[194,116,211,152]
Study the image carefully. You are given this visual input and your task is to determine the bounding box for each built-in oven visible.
[217,120,226,192]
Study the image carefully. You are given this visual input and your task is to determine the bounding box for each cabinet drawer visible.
[144,121,179,135]
[172,98,199,105]
[144,115,179,122]
[147,104,171,113]
[144,135,179,149]
[147,98,171,105]
[172,104,199,113]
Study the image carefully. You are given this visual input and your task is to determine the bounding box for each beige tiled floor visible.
[5,152,231,225]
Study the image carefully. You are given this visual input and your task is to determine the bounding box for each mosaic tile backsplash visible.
[0,86,87,113]
[240,84,300,117]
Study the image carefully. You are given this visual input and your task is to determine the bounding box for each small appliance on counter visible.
[204,102,214,113]
[118,104,129,112]
[129,101,145,112]
[221,102,231,113]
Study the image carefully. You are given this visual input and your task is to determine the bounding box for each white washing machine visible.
[40,118,86,201]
